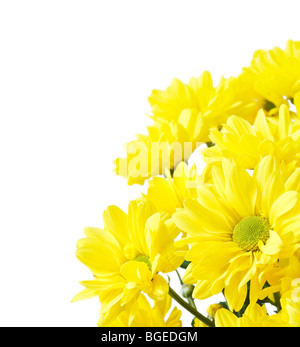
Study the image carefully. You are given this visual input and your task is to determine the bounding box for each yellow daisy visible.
[243,40,300,107]
[114,114,200,185]
[115,71,264,185]
[100,294,182,327]
[215,304,284,327]
[275,250,300,327]
[148,70,264,141]
[173,156,300,312]
[203,104,300,175]
[73,200,186,325]
[142,162,200,214]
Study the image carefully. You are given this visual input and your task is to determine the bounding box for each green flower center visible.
[134,255,152,271]
[233,216,270,252]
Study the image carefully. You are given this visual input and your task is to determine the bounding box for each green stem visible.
[187,296,197,310]
[175,270,183,285]
[176,270,197,310]
[168,287,215,327]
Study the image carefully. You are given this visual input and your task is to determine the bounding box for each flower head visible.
[73,200,186,325]
[114,115,200,185]
[115,71,264,185]
[143,162,200,214]
[215,304,283,327]
[203,104,300,175]
[100,294,182,327]
[275,250,300,327]
[243,40,300,107]
[173,156,300,311]
[148,71,263,137]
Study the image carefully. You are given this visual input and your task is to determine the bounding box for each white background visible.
[0,0,299,327]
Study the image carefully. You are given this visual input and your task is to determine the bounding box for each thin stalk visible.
[168,286,215,327]
[175,270,183,285]
[187,296,197,310]
[175,270,197,310]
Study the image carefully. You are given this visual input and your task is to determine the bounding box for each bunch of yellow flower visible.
[74,40,300,327]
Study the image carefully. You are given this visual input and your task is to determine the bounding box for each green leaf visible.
[180,260,191,269]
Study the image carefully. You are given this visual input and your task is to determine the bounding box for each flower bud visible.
[181,284,194,298]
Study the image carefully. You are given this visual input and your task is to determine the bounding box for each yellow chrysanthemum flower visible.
[215,304,284,327]
[275,250,300,327]
[143,162,200,214]
[243,40,300,107]
[73,200,186,325]
[115,71,264,185]
[114,114,200,185]
[100,294,182,327]
[148,71,263,138]
[173,156,300,312]
[203,105,300,175]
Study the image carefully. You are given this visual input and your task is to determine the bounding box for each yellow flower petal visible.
[259,230,282,255]
[269,191,298,225]
[278,104,292,139]
[254,109,274,141]
[215,308,239,327]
